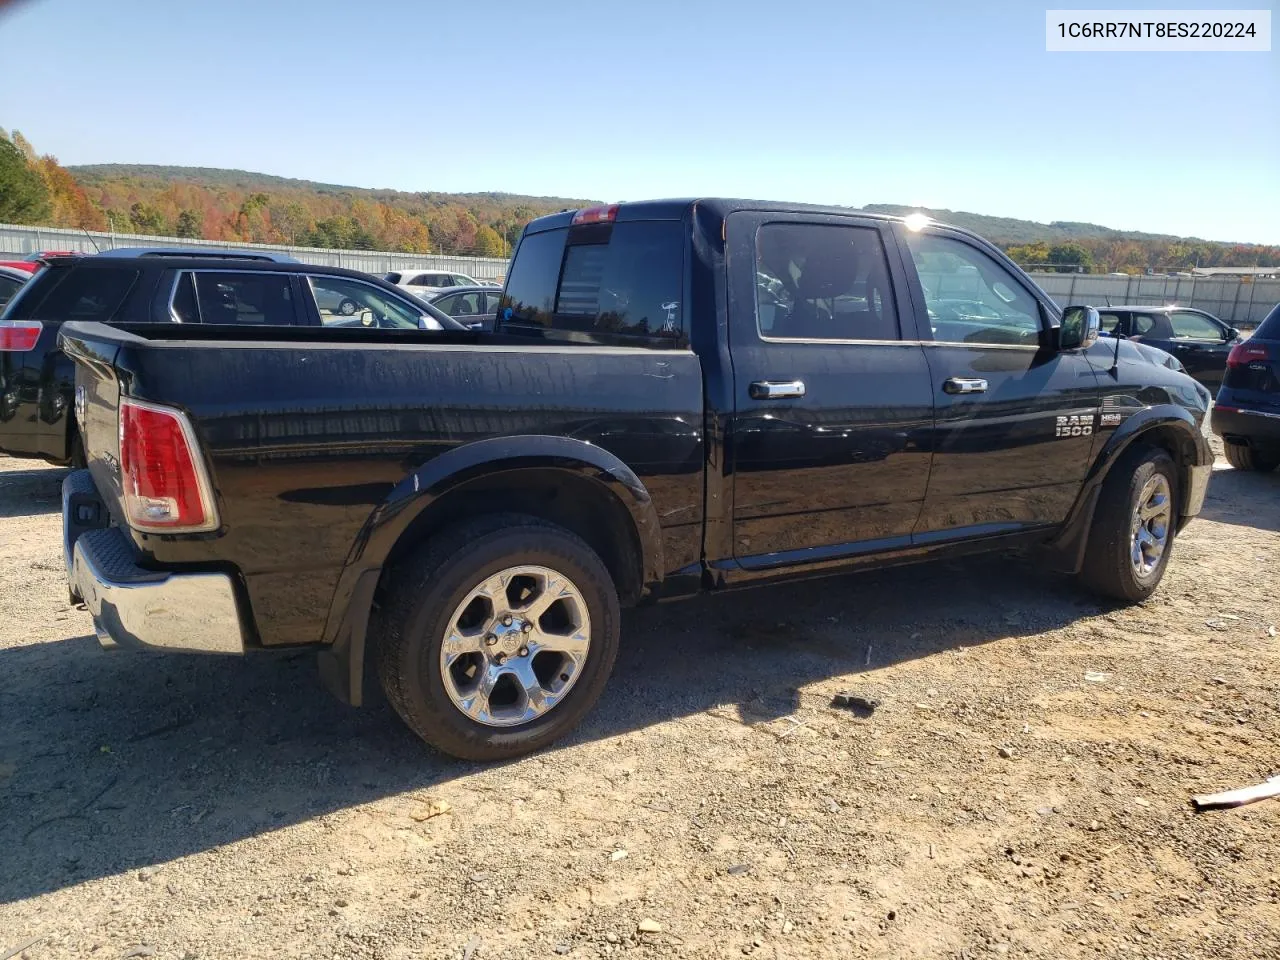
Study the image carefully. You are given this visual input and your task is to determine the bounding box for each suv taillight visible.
[118,398,219,532]
[1227,342,1270,366]
[0,321,42,351]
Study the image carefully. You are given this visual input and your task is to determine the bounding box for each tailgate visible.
[59,323,133,524]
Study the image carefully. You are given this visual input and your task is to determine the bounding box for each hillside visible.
[65,163,593,257]
[4,138,1276,269]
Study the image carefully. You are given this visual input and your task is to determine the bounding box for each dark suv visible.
[1098,305,1241,389]
[0,250,458,465]
[1212,301,1280,472]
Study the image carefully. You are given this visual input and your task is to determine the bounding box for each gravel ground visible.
[1,437,1278,960]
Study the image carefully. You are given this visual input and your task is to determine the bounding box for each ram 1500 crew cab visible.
[55,199,1213,760]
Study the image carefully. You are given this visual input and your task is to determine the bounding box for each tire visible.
[1079,445,1179,603]
[338,298,358,316]
[1223,440,1280,473]
[372,513,620,761]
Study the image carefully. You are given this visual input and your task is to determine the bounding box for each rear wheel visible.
[372,514,620,761]
[1079,445,1179,603]
[1223,440,1280,473]
[338,298,358,316]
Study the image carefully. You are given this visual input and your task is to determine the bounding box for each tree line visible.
[3,129,1278,270]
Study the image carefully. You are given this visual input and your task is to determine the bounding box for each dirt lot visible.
[1,439,1278,960]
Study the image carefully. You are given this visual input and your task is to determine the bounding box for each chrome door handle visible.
[749,379,806,400]
[943,377,988,395]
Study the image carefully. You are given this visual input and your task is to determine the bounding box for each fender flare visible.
[316,436,665,706]
[1046,405,1211,573]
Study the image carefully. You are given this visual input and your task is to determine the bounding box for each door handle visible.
[750,380,806,400]
[943,377,988,395]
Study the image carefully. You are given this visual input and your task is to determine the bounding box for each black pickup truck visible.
[55,199,1214,760]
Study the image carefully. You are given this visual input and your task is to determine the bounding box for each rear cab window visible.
[501,218,684,343]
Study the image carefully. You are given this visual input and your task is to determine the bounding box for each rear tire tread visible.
[1224,440,1279,473]
[372,512,620,761]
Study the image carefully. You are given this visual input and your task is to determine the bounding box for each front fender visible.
[1046,404,1211,573]
[1090,405,1212,487]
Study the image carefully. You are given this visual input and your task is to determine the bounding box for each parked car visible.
[0,260,40,275]
[0,264,31,309]
[58,198,1212,762]
[384,270,479,296]
[428,285,504,329]
[1098,305,1240,389]
[1211,301,1280,472]
[0,250,460,465]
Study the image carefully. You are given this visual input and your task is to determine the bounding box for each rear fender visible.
[316,436,665,705]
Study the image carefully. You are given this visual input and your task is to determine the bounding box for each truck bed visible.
[60,322,705,647]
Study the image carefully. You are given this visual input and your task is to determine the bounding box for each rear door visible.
[725,212,934,570]
[897,226,1102,538]
[1167,309,1235,389]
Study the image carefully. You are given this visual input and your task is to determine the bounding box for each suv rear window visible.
[30,267,139,323]
[1255,302,1280,339]
[502,220,683,340]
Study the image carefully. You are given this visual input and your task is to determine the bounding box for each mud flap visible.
[317,568,380,707]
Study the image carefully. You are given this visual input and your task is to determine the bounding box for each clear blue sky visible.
[1,0,1276,242]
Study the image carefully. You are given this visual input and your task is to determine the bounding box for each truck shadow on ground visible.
[0,467,66,519]
[1198,466,1280,533]
[0,555,1100,905]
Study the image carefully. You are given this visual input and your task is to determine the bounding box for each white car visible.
[384,269,479,297]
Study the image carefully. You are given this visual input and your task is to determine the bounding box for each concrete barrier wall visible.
[4,223,1276,325]
[0,223,510,280]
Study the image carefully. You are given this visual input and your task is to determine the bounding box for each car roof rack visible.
[96,247,299,263]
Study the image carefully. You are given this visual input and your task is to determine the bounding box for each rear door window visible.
[502,220,683,340]
[194,272,296,325]
[31,267,139,322]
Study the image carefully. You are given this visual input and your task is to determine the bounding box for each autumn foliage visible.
[4,129,1278,270]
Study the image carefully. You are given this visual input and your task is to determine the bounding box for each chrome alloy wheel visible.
[439,565,591,727]
[1130,473,1172,577]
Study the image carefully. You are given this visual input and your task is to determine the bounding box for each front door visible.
[895,226,1103,539]
[725,212,935,571]
[1166,309,1235,390]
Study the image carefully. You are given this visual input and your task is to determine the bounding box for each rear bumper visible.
[1211,405,1280,445]
[63,472,246,655]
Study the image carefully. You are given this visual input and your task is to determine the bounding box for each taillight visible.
[1227,342,1270,366]
[118,398,219,532]
[571,204,619,226]
[0,320,42,351]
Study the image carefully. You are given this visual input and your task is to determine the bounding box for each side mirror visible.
[1227,326,1240,341]
[1059,305,1101,351]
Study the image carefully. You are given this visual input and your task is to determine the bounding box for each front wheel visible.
[338,298,358,316]
[1079,445,1179,603]
[372,514,620,761]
